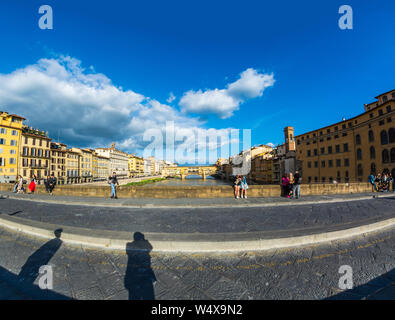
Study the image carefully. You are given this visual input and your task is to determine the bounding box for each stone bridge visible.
[161,166,217,180]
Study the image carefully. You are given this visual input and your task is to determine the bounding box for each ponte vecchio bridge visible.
[161,165,217,180]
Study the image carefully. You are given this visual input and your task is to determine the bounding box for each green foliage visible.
[125,177,166,186]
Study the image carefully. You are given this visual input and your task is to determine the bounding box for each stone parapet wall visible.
[0,182,373,198]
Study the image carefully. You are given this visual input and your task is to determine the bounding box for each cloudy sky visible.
[0,0,394,163]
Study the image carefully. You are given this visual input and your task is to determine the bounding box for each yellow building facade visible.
[93,152,110,181]
[128,155,144,177]
[0,111,24,183]
[50,142,67,184]
[19,125,51,183]
[295,90,395,183]
[66,149,81,184]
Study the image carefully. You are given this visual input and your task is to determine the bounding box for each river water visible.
[146,175,231,186]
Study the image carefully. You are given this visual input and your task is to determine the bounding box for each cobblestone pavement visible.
[0,196,394,234]
[0,227,394,300]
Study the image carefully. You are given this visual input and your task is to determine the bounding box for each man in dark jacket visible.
[292,171,301,199]
[48,173,57,195]
[44,175,51,193]
[109,172,119,199]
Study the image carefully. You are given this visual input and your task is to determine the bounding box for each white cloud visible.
[166,92,176,103]
[0,55,244,163]
[179,68,275,119]
[266,142,275,148]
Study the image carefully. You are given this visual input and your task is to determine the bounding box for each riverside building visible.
[0,111,25,183]
[294,90,395,183]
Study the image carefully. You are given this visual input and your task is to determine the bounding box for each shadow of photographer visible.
[124,232,156,300]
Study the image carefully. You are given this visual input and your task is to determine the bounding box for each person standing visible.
[233,175,241,199]
[13,176,19,193]
[17,175,25,194]
[368,173,377,192]
[282,174,290,198]
[289,172,295,198]
[109,172,119,199]
[293,170,302,199]
[28,175,37,194]
[48,173,57,195]
[240,176,248,199]
[44,175,51,193]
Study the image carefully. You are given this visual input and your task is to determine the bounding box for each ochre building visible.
[294,90,395,183]
[19,125,51,184]
[0,112,24,183]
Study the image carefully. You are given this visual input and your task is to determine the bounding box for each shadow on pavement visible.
[124,232,156,300]
[327,268,395,300]
[18,229,63,285]
[0,228,71,299]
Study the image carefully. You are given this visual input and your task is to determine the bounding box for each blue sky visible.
[0,0,394,163]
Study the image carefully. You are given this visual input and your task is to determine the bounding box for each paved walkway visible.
[0,194,394,236]
[1,190,394,208]
[0,227,394,299]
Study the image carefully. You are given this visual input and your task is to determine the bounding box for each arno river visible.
[146,175,230,186]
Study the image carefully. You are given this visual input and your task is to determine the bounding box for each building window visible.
[308,177,312,183]
[321,148,325,155]
[307,150,311,157]
[355,134,361,145]
[389,128,395,143]
[343,143,349,152]
[314,149,318,156]
[344,158,350,167]
[387,105,392,113]
[391,148,395,163]
[371,163,376,175]
[379,109,383,116]
[335,145,340,153]
[368,130,374,142]
[381,130,389,145]
[336,159,341,167]
[314,177,318,183]
[357,164,363,176]
[388,117,392,123]
[382,149,390,163]
[379,120,385,126]
[11,130,18,136]
[370,113,374,118]
[357,148,362,160]
[0,138,5,145]
[321,160,326,168]
[370,146,376,159]
[314,161,318,168]
[308,162,311,168]
[328,146,333,154]
[322,177,326,183]
[0,128,6,134]
[328,160,333,167]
